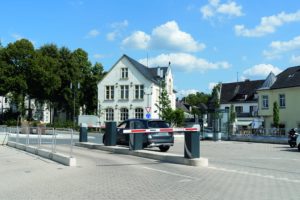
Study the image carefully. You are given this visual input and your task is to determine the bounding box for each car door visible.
[117,121,130,144]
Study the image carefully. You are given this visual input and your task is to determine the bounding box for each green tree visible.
[155,81,172,122]
[171,109,185,127]
[273,101,279,128]
[2,39,36,117]
[185,92,210,117]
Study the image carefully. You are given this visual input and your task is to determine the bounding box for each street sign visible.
[146,113,151,119]
[145,107,151,113]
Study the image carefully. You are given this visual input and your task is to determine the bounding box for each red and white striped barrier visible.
[123,127,199,134]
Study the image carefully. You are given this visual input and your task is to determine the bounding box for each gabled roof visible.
[220,79,264,104]
[258,72,276,90]
[270,66,300,89]
[123,54,168,85]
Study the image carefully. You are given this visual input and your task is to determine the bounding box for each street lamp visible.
[71,82,80,129]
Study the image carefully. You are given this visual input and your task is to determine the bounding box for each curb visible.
[7,141,76,166]
[75,142,208,167]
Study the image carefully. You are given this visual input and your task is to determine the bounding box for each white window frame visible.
[120,108,129,121]
[121,68,128,79]
[120,85,129,100]
[279,94,286,108]
[135,85,144,99]
[105,86,114,100]
[135,108,144,119]
[262,95,269,109]
[105,108,114,121]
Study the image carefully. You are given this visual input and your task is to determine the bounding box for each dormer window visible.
[121,68,128,79]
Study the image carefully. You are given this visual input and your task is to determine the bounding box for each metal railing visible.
[233,128,287,137]
[5,125,75,157]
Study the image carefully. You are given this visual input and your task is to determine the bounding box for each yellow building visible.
[257,66,300,131]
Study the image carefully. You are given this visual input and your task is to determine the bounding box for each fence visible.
[233,128,287,137]
[5,126,75,157]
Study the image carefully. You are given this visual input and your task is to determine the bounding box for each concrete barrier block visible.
[16,143,26,151]
[52,153,77,166]
[26,146,38,154]
[7,141,16,148]
[37,149,52,159]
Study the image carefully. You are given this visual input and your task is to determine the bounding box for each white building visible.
[0,96,10,114]
[97,54,176,125]
[220,80,265,130]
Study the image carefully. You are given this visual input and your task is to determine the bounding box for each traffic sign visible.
[146,113,151,119]
[145,107,151,113]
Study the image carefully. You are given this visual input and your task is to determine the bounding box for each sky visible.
[1,0,300,98]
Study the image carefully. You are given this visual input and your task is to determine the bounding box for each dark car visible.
[103,119,174,152]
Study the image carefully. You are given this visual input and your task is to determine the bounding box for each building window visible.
[120,85,129,100]
[235,106,243,113]
[135,108,144,119]
[121,68,128,79]
[120,108,129,121]
[135,85,144,99]
[105,108,114,121]
[105,86,114,100]
[250,106,258,116]
[279,94,286,108]
[262,95,269,109]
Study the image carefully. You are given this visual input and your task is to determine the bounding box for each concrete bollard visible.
[184,131,200,159]
[104,122,117,146]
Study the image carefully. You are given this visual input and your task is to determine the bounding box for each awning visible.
[236,121,252,126]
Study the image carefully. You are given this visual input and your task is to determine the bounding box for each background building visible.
[97,54,176,125]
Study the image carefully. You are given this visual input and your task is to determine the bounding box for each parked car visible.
[202,127,213,140]
[102,119,174,152]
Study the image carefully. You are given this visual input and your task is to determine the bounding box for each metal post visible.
[38,127,41,148]
[184,131,200,159]
[51,128,55,153]
[70,129,74,158]
[104,122,117,146]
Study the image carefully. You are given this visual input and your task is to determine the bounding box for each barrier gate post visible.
[129,122,143,150]
[79,123,88,142]
[184,131,200,159]
[105,122,117,146]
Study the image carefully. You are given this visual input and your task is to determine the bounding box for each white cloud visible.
[85,29,100,38]
[106,20,129,41]
[200,0,243,19]
[111,20,128,29]
[263,36,300,59]
[106,32,117,41]
[243,64,282,77]
[122,21,205,52]
[290,55,300,65]
[139,53,230,73]
[122,31,150,49]
[93,54,105,59]
[235,10,300,37]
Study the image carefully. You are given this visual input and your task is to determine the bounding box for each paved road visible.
[1,136,300,200]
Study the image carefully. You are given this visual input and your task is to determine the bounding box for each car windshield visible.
[148,121,169,128]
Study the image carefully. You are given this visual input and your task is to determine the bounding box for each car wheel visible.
[159,145,170,152]
[290,143,296,148]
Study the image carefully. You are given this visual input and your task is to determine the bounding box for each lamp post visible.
[71,82,80,129]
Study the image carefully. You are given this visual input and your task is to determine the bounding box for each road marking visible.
[142,166,198,180]
[207,166,300,183]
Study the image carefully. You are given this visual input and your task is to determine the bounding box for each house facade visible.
[97,55,176,125]
[257,66,300,131]
[220,79,264,130]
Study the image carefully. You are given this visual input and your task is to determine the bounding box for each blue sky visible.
[1,0,300,97]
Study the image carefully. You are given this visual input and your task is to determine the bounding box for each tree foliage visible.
[273,101,279,128]
[229,104,236,124]
[0,39,106,123]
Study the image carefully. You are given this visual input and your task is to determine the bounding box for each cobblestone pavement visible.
[1,138,300,200]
